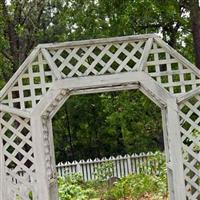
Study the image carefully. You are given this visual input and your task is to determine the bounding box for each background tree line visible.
[0,0,199,163]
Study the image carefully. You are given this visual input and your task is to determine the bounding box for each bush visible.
[104,173,167,200]
[104,152,168,200]
[58,173,96,200]
[58,152,168,200]
[93,161,114,182]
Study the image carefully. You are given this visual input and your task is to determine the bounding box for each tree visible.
[52,90,163,163]
[179,0,200,68]
[0,0,198,162]
[0,0,195,84]
[0,0,56,81]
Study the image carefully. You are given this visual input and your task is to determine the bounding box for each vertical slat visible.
[93,158,98,179]
[76,161,81,174]
[119,156,122,178]
[111,157,117,177]
[135,154,140,174]
[124,155,128,176]
[116,156,121,178]
[82,160,87,181]
[127,155,132,174]
[61,162,65,176]
[161,108,175,199]
[166,98,186,200]
[138,38,153,71]
[86,159,91,181]
[41,48,62,80]
[71,161,76,173]
[90,161,94,180]
[57,163,61,176]
[131,154,136,174]
[0,112,6,200]
[31,116,50,200]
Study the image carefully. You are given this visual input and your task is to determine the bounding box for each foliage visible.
[57,153,168,199]
[142,151,167,176]
[104,151,168,200]
[93,161,114,182]
[0,0,198,163]
[53,91,163,163]
[58,173,96,200]
[58,173,168,200]
[0,0,195,83]
[104,174,166,200]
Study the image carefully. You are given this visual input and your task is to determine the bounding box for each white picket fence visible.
[56,152,161,181]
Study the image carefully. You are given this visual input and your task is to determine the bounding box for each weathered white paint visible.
[0,103,31,118]
[166,97,186,200]
[38,34,158,49]
[56,152,162,180]
[0,112,6,200]
[0,34,199,200]
[0,47,40,100]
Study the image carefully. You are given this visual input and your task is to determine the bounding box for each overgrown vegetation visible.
[0,0,199,163]
[58,152,168,200]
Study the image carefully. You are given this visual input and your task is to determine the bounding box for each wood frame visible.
[0,34,200,200]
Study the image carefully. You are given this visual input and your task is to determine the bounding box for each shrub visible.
[104,152,168,200]
[58,152,168,200]
[58,173,96,200]
[93,161,114,182]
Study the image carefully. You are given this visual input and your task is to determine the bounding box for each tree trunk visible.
[64,104,75,161]
[180,0,200,69]
[190,1,200,69]
[0,0,46,79]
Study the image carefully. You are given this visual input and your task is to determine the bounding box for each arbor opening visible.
[51,89,169,199]
[52,90,163,163]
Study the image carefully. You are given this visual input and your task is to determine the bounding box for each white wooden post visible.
[131,154,136,174]
[116,155,121,178]
[124,155,129,175]
[60,162,64,176]
[46,119,59,200]
[0,113,6,200]
[166,98,186,200]
[31,116,50,200]
[86,159,91,180]
[161,108,175,199]
[77,162,82,173]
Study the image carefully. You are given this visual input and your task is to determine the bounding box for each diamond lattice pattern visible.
[179,96,200,199]
[145,41,200,95]
[1,52,56,110]
[0,112,35,199]
[0,36,200,200]
[48,41,145,77]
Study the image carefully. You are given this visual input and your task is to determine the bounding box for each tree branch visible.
[1,49,13,63]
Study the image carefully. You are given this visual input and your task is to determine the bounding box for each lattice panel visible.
[145,41,200,95]
[179,96,200,199]
[48,40,145,77]
[1,35,200,200]
[0,112,36,199]
[1,52,56,110]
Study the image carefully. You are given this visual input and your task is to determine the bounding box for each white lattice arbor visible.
[0,34,199,200]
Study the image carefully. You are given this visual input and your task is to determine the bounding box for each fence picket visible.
[56,152,161,181]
